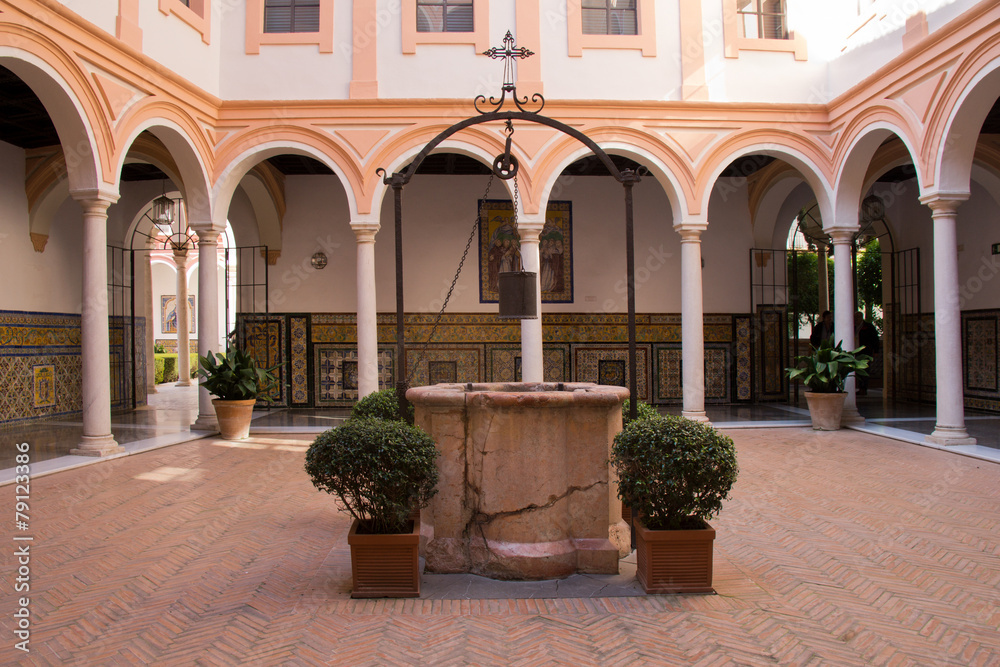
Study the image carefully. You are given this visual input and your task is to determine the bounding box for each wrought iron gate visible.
[107,245,143,412]
[228,245,284,406]
[887,248,925,403]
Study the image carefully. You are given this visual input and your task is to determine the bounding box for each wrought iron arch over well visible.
[377,31,645,421]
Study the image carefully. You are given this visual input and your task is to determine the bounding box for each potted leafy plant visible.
[304,417,439,598]
[197,347,281,440]
[786,337,872,430]
[611,415,739,594]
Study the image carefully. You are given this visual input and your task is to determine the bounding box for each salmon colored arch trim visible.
[529,130,693,218]
[831,106,919,168]
[112,102,216,185]
[920,41,1000,191]
[158,0,211,45]
[697,129,832,186]
[0,24,116,187]
[213,125,364,212]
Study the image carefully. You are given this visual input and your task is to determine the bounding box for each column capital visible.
[195,229,221,246]
[70,187,119,214]
[188,222,226,238]
[352,223,379,243]
[517,223,543,243]
[826,228,855,244]
[919,192,968,215]
[173,246,190,262]
[674,223,706,241]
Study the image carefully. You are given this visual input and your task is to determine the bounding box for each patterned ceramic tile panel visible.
[406,345,484,387]
[240,315,287,407]
[314,345,394,407]
[0,311,83,424]
[735,316,752,401]
[486,345,568,382]
[963,310,999,411]
[573,344,649,401]
[290,316,309,405]
[654,344,731,404]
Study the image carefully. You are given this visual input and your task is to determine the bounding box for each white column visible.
[922,196,976,445]
[174,247,192,386]
[816,245,830,314]
[70,193,124,456]
[354,224,380,398]
[144,237,157,395]
[679,225,708,422]
[193,228,222,430]
[518,220,544,383]
[830,229,863,424]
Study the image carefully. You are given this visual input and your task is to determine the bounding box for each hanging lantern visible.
[151,194,174,236]
[498,271,538,319]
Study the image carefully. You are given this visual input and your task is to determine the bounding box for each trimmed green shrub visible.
[161,355,178,383]
[351,387,414,422]
[305,418,439,534]
[621,398,660,426]
[154,356,166,384]
[611,415,738,531]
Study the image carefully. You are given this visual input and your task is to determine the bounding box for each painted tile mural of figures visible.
[161,295,196,334]
[479,200,572,303]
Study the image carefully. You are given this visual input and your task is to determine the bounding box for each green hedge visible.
[154,353,199,384]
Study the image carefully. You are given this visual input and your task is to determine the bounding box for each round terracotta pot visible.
[212,398,257,440]
[803,391,846,430]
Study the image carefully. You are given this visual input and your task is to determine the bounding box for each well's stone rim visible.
[407,382,630,408]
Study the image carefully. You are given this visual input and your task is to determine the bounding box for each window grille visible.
[582,0,638,36]
[416,0,474,33]
[264,0,320,33]
[737,0,787,39]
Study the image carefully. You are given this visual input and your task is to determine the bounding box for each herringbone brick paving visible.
[3,429,998,665]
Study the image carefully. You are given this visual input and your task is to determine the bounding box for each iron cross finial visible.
[476,30,544,114]
[483,31,534,88]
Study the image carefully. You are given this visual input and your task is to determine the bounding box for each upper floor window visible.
[264,0,320,33]
[737,0,787,39]
[582,0,637,36]
[416,0,473,33]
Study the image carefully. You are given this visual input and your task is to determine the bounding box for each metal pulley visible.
[498,271,538,319]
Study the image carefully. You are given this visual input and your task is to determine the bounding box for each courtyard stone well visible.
[407,382,631,580]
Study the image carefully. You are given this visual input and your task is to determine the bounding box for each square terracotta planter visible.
[347,518,421,598]
[634,519,715,594]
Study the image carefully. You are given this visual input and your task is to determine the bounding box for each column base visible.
[192,413,219,431]
[926,427,977,446]
[841,407,865,425]
[175,380,193,387]
[147,384,158,394]
[71,435,124,457]
[681,410,710,423]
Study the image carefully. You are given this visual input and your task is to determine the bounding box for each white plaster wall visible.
[58,2,117,39]
[151,260,201,344]
[0,142,83,314]
[378,4,516,100]
[138,2,220,95]
[956,180,1000,310]
[705,178,757,313]
[266,175,356,312]
[218,0,353,99]
[540,2,683,101]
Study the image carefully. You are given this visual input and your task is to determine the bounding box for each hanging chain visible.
[405,172,495,386]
